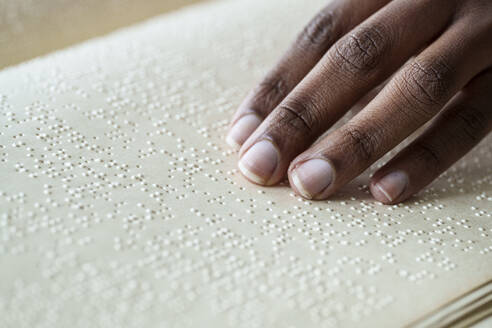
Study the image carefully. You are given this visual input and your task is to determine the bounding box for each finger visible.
[238,0,456,185]
[349,78,389,116]
[346,59,414,117]
[226,0,391,148]
[370,68,492,204]
[288,13,492,200]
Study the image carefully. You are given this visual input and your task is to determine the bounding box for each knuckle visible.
[253,72,289,112]
[275,97,319,135]
[299,8,337,48]
[342,126,379,163]
[398,58,455,110]
[329,23,390,75]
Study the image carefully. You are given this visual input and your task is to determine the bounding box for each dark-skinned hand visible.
[226,0,492,204]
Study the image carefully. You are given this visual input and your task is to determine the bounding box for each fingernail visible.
[226,114,262,149]
[238,139,278,185]
[373,171,408,203]
[291,159,334,199]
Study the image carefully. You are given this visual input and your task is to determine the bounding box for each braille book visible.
[0,0,490,327]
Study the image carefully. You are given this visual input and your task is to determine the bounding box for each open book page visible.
[0,0,204,69]
[0,0,491,327]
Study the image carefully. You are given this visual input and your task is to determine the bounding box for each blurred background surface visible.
[0,0,205,69]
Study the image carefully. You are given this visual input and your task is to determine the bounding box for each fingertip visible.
[238,139,280,186]
[369,181,393,204]
[290,170,314,199]
[226,134,241,150]
[226,113,262,149]
[238,160,268,185]
[370,170,409,204]
[289,158,335,200]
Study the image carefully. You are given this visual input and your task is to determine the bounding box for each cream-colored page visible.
[0,0,491,327]
[0,0,204,69]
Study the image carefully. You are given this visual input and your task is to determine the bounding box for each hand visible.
[226,0,492,204]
